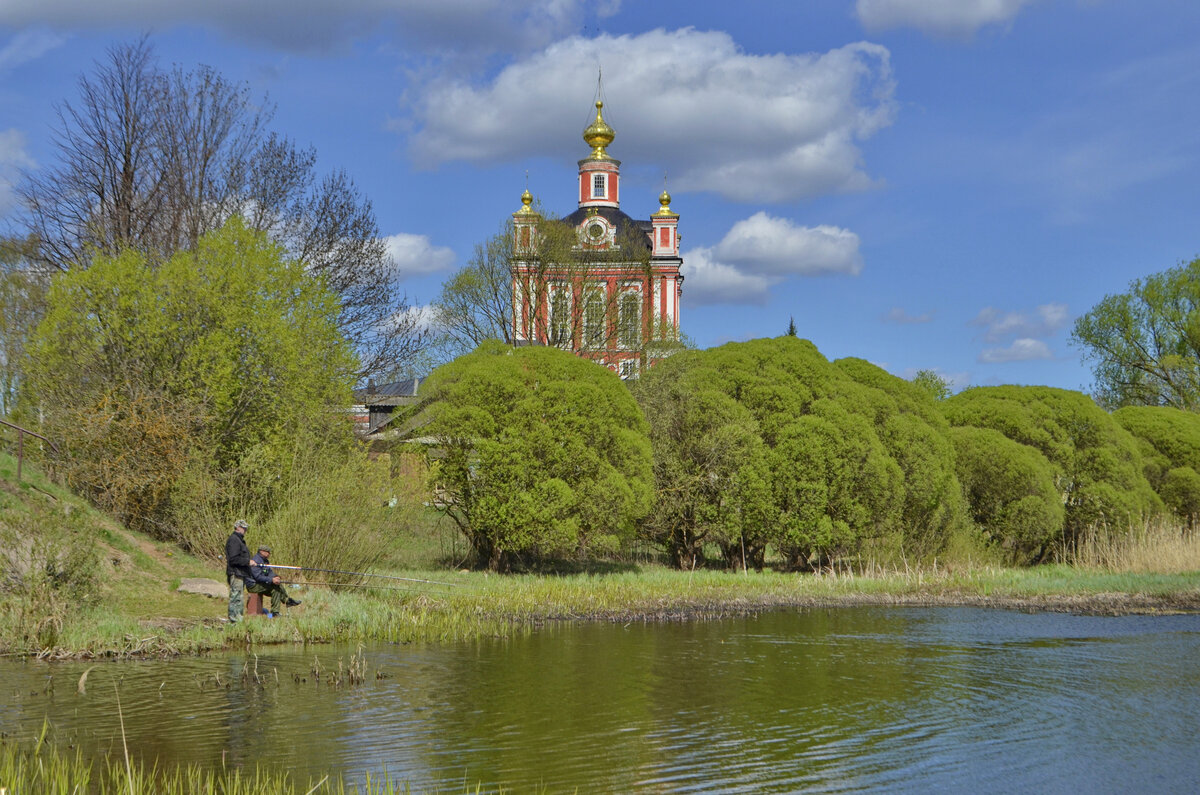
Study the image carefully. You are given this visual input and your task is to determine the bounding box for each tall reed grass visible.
[1067,517,1200,573]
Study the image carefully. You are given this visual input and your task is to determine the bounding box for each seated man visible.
[245,545,301,616]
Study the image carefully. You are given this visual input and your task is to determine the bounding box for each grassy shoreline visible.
[20,564,1200,660]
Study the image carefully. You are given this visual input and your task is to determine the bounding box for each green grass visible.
[0,735,514,794]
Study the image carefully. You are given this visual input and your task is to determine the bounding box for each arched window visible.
[618,292,641,349]
[582,288,606,349]
[549,288,571,347]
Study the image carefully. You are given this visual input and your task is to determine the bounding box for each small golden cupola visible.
[583,100,616,160]
[652,189,678,218]
[515,187,538,217]
[512,187,540,254]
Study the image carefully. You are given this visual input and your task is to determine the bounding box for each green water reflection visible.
[1,607,1197,792]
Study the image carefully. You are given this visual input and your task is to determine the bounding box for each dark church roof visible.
[562,207,652,253]
[353,377,421,406]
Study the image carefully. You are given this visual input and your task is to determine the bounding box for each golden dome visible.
[583,100,615,160]
[652,188,678,217]
[515,187,538,216]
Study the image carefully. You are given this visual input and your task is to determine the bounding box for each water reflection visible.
[1,608,1197,792]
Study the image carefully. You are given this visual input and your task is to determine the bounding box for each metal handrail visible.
[0,418,58,483]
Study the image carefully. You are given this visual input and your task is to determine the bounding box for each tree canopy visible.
[0,236,44,418]
[17,37,420,379]
[634,354,772,570]
[1112,405,1200,521]
[25,219,357,537]
[1072,256,1200,410]
[948,426,1064,563]
[636,337,967,570]
[942,386,1161,541]
[421,342,653,570]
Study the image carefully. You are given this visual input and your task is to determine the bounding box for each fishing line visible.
[269,564,461,588]
[282,580,456,595]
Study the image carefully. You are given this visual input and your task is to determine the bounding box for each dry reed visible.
[1069,518,1200,573]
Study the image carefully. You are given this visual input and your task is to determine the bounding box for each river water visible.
[1,607,1198,793]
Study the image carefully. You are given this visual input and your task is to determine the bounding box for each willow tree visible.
[25,219,357,538]
[636,337,966,571]
[1112,405,1200,521]
[942,386,1161,544]
[634,353,773,570]
[421,342,652,571]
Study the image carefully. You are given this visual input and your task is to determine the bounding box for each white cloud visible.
[0,29,65,72]
[409,30,895,202]
[970,302,1069,343]
[392,303,445,333]
[712,212,862,277]
[680,247,770,306]
[0,1,613,55]
[884,307,933,324]
[0,129,34,219]
[382,233,456,281]
[680,213,863,306]
[978,338,1053,363]
[856,0,1035,38]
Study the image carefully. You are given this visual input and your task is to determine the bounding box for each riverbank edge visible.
[14,573,1197,661]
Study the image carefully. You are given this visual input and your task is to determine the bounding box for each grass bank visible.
[2,451,1199,660]
[25,562,1200,660]
[0,734,506,794]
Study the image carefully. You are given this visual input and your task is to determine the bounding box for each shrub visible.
[1112,405,1200,522]
[949,426,1064,563]
[422,342,653,571]
[637,338,966,570]
[943,386,1160,544]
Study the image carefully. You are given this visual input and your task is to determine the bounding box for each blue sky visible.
[2,1,1198,393]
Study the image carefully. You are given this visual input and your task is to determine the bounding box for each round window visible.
[587,221,605,240]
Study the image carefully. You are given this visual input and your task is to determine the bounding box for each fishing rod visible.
[281,580,455,595]
[269,564,461,588]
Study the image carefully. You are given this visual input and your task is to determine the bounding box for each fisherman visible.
[224,519,255,623]
[245,545,301,617]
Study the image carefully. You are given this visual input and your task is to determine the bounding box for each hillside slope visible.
[0,450,228,656]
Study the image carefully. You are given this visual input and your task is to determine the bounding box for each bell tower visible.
[578,101,620,211]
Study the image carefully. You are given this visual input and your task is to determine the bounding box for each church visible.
[510,99,683,378]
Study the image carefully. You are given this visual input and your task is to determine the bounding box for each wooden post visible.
[246,592,264,616]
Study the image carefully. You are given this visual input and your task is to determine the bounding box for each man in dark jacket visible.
[225,519,253,623]
[246,545,300,617]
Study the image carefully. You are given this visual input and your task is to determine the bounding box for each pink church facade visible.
[510,100,683,378]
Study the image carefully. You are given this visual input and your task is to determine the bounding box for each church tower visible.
[510,97,683,378]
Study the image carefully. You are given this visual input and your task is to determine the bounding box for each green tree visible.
[634,354,773,570]
[910,369,952,401]
[420,342,652,571]
[1072,256,1200,409]
[836,358,967,560]
[786,317,797,336]
[949,426,1064,563]
[1112,405,1200,522]
[942,386,1161,545]
[18,37,421,378]
[636,337,963,570]
[0,236,45,418]
[25,219,357,539]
